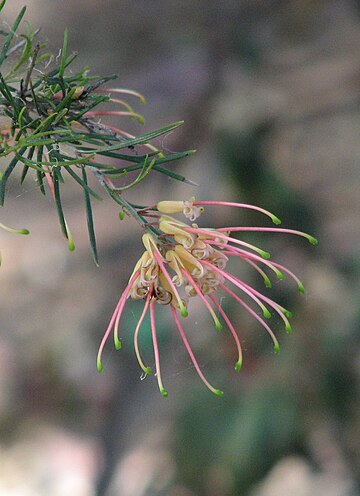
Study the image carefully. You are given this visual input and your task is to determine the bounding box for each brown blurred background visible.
[0,1,360,495]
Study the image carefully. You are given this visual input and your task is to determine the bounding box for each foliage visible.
[0,1,194,264]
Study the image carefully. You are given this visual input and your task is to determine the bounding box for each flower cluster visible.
[97,199,317,396]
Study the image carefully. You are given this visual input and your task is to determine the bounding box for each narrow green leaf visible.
[6,27,40,58]
[82,75,117,97]
[33,146,46,196]
[65,166,102,200]
[31,52,77,93]
[7,34,33,75]
[80,147,154,163]
[153,149,196,165]
[29,80,41,115]
[0,148,25,205]
[47,148,65,182]
[82,167,99,266]
[82,161,117,171]
[20,164,29,183]
[101,149,195,176]
[79,133,120,142]
[62,52,78,73]
[0,6,26,68]
[24,129,76,139]
[100,183,159,237]
[16,149,95,170]
[15,152,48,172]
[152,164,189,182]
[20,146,35,183]
[80,121,184,154]
[59,29,68,78]
[37,170,46,195]
[111,156,156,191]
[0,74,12,101]
[31,112,60,134]
[54,87,76,114]
[17,106,27,128]
[100,169,128,177]
[36,146,46,194]
[61,67,93,85]
[0,1,6,14]
[19,134,83,148]
[53,170,68,238]
[0,74,18,118]
[70,95,109,120]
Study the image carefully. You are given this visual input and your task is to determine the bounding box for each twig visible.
[20,42,40,98]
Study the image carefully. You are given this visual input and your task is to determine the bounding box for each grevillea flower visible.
[97,199,317,396]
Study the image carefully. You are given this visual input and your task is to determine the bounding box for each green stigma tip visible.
[261,251,271,259]
[308,236,318,245]
[235,361,242,371]
[214,389,224,397]
[181,307,188,317]
[215,321,223,331]
[272,216,282,225]
[274,343,280,354]
[68,239,75,251]
[97,360,103,373]
[144,367,152,375]
[19,229,30,235]
[298,283,305,294]
[119,210,125,220]
[160,388,169,397]
[265,279,272,288]
[263,309,272,319]
[284,310,293,319]
[285,323,293,334]
[114,337,122,350]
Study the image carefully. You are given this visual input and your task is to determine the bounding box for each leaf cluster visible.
[0,1,194,264]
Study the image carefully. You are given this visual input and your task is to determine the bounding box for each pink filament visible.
[94,88,145,101]
[113,272,140,347]
[242,258,271,284]
[171,306,221,395]
[134,293,152,373]
[201,260,270,317]
[84,111,134,118]
[240,280,291,330]
[193,201,277,220]
[203,240,282,276]
[268,260,303,288]
[97,271,139,367]
[183,226,266,256]
[181,268,220,327]
[150,301,167,395]
[209,294,243,368]
[219,283,280,350]
[83,121,159,154]
[152,250,186,314]
[216,226,311,240]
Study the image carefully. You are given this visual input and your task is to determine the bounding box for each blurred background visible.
[0,0,359,495]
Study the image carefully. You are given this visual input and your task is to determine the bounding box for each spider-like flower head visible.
[97,199,317,396]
